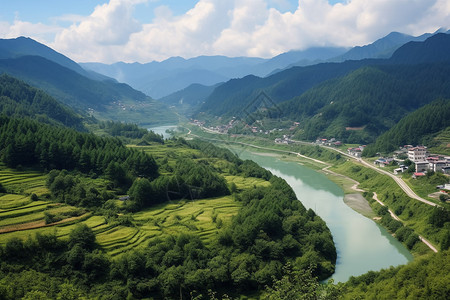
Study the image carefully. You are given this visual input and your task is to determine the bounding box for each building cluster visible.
[315,137,343,147]
[274,135,293,144]
[404,146,450,176]
[347,145,366,157]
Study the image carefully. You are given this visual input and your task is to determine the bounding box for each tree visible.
[128,177,153,209]
[68,224,96,250]
[262,264,342,300]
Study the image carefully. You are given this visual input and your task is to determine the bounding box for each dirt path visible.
[0,213,91,234]
[372,192,438,253]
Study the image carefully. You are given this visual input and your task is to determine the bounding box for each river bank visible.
[231,145,413,282]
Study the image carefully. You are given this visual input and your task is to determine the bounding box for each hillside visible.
[363,99,450,156]
[0,74,85,130]
[0,115,337,298]
[390,33,450,64]
[331,31,432,62]
[343,250,450,299]
[0,36,90,78]
[277,63,450,143]
[159,83,219,115]
[197,59,380,118]
[0,55,177,125]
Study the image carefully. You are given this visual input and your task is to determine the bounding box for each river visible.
[148,125,178,139]
[236,149,413,283]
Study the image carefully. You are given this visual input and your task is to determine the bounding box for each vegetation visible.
[364,99,450,156]
[0,126,337,298]
[343,250,450,299]
[331,160,449,252]
[0,56,177,124]
[0,74,85,130]
[276,63,450,144]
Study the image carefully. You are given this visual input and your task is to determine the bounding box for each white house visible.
[408,146,428,163]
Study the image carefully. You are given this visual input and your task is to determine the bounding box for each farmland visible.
[0,152,270,257]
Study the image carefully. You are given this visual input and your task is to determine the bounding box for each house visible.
[394,166,409,174]
[412,172,426,179]
[429,160,448,172]
[408,146,428,163]
[374,158,391,167]
[442,166,450,175]
[348,147,362,157]
[415,161,429,173]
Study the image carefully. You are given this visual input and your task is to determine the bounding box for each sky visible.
[0,0,449,63]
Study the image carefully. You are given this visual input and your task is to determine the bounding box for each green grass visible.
[331,160,441,253]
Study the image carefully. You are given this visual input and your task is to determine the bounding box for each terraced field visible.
[0,157,269,258]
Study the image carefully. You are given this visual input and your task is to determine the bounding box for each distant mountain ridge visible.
[81,47,348,99]
[0,38,177,125]
[0,36,103,80]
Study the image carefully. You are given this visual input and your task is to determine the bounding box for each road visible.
[321,145,439,207]
[372,192,438,253]
[189,127,441,252]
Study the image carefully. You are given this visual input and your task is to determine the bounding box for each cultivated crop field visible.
[0,158,270,258]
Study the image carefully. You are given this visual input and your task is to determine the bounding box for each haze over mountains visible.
[0,37,177,125]
[0,29,449,150]
[81,29,449,99]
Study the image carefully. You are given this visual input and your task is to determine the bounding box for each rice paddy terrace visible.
[0,143,271,258]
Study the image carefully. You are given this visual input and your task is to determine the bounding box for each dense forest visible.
[363,99,450,156]
[0,101,337,298]
[0,74,85,130]
[274,63,450,143]
[342,250,450,299]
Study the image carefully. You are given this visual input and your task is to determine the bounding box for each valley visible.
[0,21,449,299]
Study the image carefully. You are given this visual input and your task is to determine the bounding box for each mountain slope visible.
[0,55,177,125]
[278,63,450,143]
[390,33,450,64]
[331,31,432,62]
[81,56,264,99]
[363,99,450,155]
[197,59,382,118]
[0,37,92,78]
[0,74,85,130]
[159,83,219,115]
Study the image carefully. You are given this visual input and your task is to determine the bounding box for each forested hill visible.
[363,99,450,156]
[0,55,177,124]
[0,74,85,130]
[0,36,90,78]
[276,63,450,143]
[390,33,450,64]
[197,59,381,117]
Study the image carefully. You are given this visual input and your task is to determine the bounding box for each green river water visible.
[150,126,413,283]
[236,149,413,282]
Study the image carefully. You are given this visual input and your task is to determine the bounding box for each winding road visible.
[322,145,439,207]
[189,126,441,252]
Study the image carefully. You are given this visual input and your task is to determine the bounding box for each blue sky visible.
[1,0,346,23]
[0,0,447,63]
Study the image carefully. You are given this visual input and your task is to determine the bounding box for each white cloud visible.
[0,20,60,44]
[1,0,449,63]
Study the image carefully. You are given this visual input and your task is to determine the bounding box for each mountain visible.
[277,63,450,144]
[331,31,432,62]
[253,47,348,75]
[197,59,382,118]
[390,33,450,64]
[81,48,348,99]
[0,55,177,125]
[81,56,264,99]
[0,36,93,79]
[363,99,450,156]
[159,83,219,115]
[0,74,85,130]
